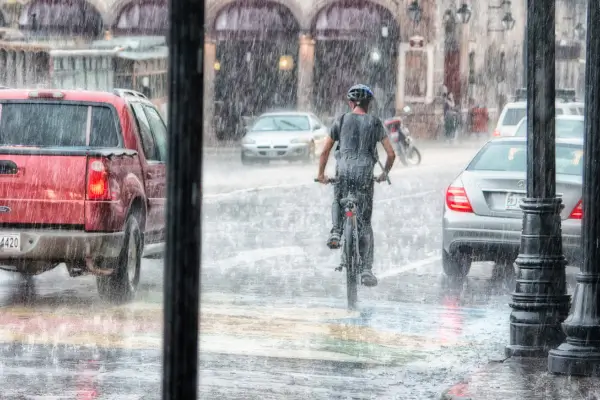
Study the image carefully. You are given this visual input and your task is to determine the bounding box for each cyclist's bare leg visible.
[327,169,342,249]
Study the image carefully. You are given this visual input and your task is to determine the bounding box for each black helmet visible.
[347,84,374,103]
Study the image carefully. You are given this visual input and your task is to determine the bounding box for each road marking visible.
[0,302,466,364]
[377,255,441,279]
[203,182,313,199]
[204,246,306,270]
[203,162,461,200]
[374,189,437,203]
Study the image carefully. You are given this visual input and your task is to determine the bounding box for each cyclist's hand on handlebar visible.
[316,174,330,184]
[375,172,387,183]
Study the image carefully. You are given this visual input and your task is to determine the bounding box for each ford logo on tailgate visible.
[0,206,11,213]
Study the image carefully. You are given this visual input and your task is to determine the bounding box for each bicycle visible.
[315,176,383,310]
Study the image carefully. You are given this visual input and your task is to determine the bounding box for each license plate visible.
[0,234,20,252]
[269,150,278,156]
[505,193,525,211]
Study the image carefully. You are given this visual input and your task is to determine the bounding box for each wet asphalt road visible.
[0,143,582,399]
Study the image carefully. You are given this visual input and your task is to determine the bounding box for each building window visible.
[115,1,168,36]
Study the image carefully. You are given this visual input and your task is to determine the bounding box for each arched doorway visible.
[444,16,461,105]
[213,1,300,141]
[311,0,400,119]
[113,0,168,36]
[18,0,103,37]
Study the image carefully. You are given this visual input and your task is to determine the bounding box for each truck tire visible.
[97,214,142,303]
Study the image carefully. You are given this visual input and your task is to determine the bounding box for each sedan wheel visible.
[303,142,316,164]
[442,250,472,277]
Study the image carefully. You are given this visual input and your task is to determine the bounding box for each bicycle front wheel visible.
[343,218,358,310]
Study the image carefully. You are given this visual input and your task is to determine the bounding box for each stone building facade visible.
[0,0,587,140]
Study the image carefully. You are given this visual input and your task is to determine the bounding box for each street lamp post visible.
[162,0,204,398]
[548,0,600,376]
[455,4,472,24]
[407,0,422,24]
[574,22,586,41]
[505,0,570,358]
[501,12,516,31]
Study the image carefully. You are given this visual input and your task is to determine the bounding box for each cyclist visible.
[316,84,396,287]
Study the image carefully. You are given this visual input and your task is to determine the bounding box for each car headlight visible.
[242,137,256,144]
[291,138,310,144]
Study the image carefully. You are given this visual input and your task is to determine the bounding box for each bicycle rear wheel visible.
[343,217,358,310]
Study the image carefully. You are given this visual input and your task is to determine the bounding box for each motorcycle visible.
[384,106,422,166]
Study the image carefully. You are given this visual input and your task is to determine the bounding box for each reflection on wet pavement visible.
[0,152,581,399]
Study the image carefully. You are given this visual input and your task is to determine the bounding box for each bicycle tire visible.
[343,216,358,310]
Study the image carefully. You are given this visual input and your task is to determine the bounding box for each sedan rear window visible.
[467,143,583,176]
[501,108,527,126]
[514,118,584,138]
[251,115,310,131]
[0,103,120,147]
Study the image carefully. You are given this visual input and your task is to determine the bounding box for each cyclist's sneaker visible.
[327,231,341,249]
[361,270,378,287]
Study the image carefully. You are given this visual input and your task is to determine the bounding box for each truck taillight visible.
[569,200,583,219]
[492,129,501,137]
[446,185,473,213]
[86,158,111,200]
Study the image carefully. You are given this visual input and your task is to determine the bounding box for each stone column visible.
[5,50,15,87]
[15,51,24,88]
[24,52,34,87]
[396,44,405,114]
[458,21,470,109]
[297,33,315,111]
[203,35,216,144]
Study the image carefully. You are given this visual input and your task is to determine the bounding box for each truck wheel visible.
[97,215,142,303]
[442,250,472,277]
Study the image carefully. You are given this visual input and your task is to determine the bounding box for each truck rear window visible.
[467,142,583,176]
[0,103,120,147]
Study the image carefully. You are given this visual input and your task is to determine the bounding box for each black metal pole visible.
[548,0,600,376]
[162,0,203,397]
[522,23,527,88]
[505,0,570,358]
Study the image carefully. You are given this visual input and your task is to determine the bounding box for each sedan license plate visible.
[505,193,525,211]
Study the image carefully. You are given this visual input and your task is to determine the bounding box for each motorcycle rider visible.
[317,84,396,287]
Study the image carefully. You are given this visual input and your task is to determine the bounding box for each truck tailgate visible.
[0,154,87,226]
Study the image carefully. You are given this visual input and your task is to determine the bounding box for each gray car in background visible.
[442,137,583,277]
[240,111,329,165]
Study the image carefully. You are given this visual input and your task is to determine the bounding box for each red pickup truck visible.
[0,88,167,303]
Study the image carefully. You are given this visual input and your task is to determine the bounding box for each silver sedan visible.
[240,112,329,165]
[442,137,583,277]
